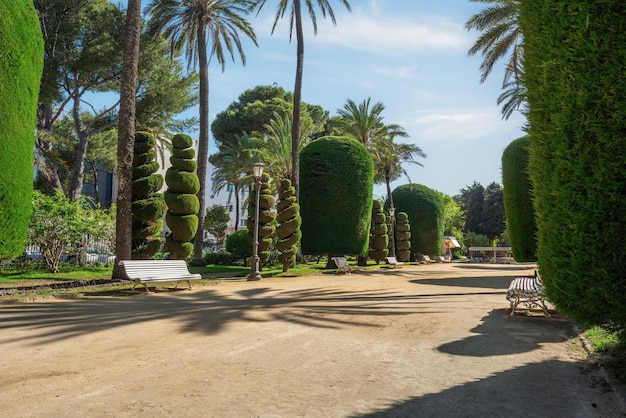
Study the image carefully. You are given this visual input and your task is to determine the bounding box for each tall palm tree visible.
[113,0,142,277]
[251,112,313,181]
[465,0,524,120]
[208,132,258,231]
[333,98,408,151]
[146,0,258,260]
[251,0,351,195]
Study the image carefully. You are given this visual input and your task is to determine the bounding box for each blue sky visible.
[178,0,526,199]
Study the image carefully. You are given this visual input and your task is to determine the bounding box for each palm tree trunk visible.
[193,23,209,260]
[234,185,240,231]
[69,87,87,201]
[291,0,304,197]
[112,0,141,278]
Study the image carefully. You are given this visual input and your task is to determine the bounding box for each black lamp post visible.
[248,162,264,281]
[389,206,396,258]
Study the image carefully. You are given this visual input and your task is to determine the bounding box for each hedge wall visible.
[0,1,43,260]
[392,184,444,257]
[501,136,537,262]
[522,1,626,328]
[300,136,374,256]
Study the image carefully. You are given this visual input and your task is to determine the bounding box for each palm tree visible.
[465,0,524,120]
[113,0,142,277]
[333,98,408,151]
[251,112,313,181]
[208,132,258,231]
[251,0,351,195]
[146,0,258,260]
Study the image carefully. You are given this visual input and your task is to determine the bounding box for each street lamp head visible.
[253,162,265,179]
[389,206,395,217]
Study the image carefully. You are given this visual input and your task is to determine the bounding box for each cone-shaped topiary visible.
[394,212,411,261]
[0,1,43,261]
[247,172,276,267]
[132,131,166,259]
[276,179,302,272]
[368,200,388,264]
[165,133,199,260]
[300,136,374,257]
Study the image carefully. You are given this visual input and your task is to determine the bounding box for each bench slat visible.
[119,260,202,292]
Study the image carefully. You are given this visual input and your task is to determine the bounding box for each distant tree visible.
[457,182,485,235]
[275,179,301,272]
[300,136,374,258]
[368,200,388,264]
[131,131,166,259]
[146,0,258,261]
[205,205,231,244]
[165,134,200,260]
[482,182,506,240]
[252,0,352,195]
[0,0,43,260]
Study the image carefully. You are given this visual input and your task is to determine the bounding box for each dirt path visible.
[0,263,624,417]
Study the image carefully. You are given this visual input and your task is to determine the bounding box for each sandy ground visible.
[0,263,625,417]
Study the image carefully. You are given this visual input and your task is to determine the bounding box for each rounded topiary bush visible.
[132,131,166,259]
[392,184,444,257]
[368,200,388,264]
[0,1,43,261]
[300,136,374,256]
[165,133,200,260]
[247,172,276,267]
[275,179,301,272]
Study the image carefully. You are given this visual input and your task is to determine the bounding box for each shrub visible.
[165,133,199,260]
[132,131,166,259]
[394,212,411,261]
[204,251,238,266]
[247,172,276,267]
[275,179,301,272]
[0,1,43,261]
[300,136,374,256]
[225,229,252,262]
[368,200,388,263]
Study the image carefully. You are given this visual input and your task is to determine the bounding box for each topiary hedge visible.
[522,0,626,328]
[131,131,166,259]
[394,212,411,261]
[165,134,199,259]
[275,178,301,272]
[299,136,374,256]
[0,1,43,261]
[368,200,388,264]
[247,172,276,267]
[502,136,537,262]
[392,184,444,257]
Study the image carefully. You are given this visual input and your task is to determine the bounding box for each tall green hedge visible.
[0,1,43,260]
[392,184,444,257]
[300,136,374,256]
[165,133,199,259]
[522,1,626,328]
[502,136,537,262]
[132,131,166,259]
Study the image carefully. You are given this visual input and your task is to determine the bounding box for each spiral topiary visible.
[368,200,388,264]
[164,133,199,259]
[394,212,411,262]
[247,172,276,267]
[275,179,302,272]
[131,131,166,259]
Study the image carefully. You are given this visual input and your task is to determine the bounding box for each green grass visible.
[583,326,622,354]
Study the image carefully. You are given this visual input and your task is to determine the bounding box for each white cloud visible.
[371,64,418,79]
[406,109,510,143]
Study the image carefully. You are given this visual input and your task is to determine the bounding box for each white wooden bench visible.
[421,255,436,263]
[506,271,550,317]
[119,260,202,293]
[331,257,351,274]
[385,256,404,268]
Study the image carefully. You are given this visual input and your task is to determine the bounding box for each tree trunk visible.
[291,0,304,197]
[112,0,141,279]
[69,87,87,201]
[193,23,209,260]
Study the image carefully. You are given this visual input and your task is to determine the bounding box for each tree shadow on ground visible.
[410,274,511,290]
[351,358,620,417]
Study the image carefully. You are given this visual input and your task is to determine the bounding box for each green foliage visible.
[522,0,626,329]
[132,131,166,259]
[204,204,231,244]
[392,184,444,257]
[247,173,276,266]
[225,229,252,261]
[204,251,238,266]
[276,179,301,272]
[394,212,411,261]
[300,136,375,256]
[502,136,536,261]
[165,134,200,259]
[0,0,43,260]
[28,191,115,273]
[368,200,388,263]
